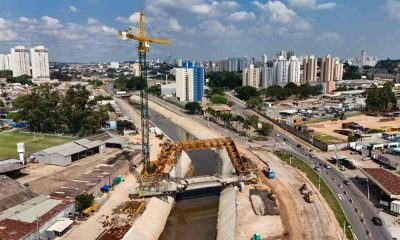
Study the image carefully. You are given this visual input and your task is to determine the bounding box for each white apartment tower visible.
[0,54,11,71]
[274,56,289,86]
[288,56,301,84]
[321,55,335,82]
[242,64,261,89]
[261,65,273,88]
[11,46,30,77]
[302,55,317,83]
[333,60,344,81]
[30,46,50,80]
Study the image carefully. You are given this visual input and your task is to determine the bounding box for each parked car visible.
[296,144,302,148]
[314,166,321,171]
[309,154,316,158]
[371,217,383,226]
[343,180,351,185]
[324,164,331,169]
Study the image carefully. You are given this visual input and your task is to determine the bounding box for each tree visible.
[343,64,361,80]
[116,120,136,135]
[210,94,228,104]
[284,82,299,96]
[264,85,288,100]
[209,87,225,96]
[185,102,201,114]
[7,74,32,85]
[148,86,161,95]
[0,100,4,108]
[75,194,95,212]
[365,84,397,112]
[208,72,242,89]
[235,86,259,100]
[246,96,263,109]
[258,122,273,136]
[50,71,72,81]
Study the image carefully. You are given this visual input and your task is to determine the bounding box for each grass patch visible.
[0,132,73,160]
[303,112,363,125]
[273,150,354,240]
[313,133,343,144]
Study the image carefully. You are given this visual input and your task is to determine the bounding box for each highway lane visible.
[227,93,392,240]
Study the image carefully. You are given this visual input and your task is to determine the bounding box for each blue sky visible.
[0,0,399,62]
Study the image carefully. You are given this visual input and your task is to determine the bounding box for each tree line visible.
[13,84,109,136]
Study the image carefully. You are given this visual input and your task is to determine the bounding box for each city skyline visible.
[0,0,399,62]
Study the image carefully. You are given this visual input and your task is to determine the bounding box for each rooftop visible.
[362,168,400,198]
[0,175,38,212]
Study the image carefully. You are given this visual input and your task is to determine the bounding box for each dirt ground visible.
[235,186,285,240]
[307,114,400,141]
[17,148,121,194]
[251,148,343,240]
[64,173,141,240]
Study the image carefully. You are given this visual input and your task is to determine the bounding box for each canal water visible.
[148,110,219,240]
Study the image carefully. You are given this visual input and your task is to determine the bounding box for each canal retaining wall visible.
[122,196,174,240]
[170,150,192,178]
[218,148,236,176]
[217,187,236,240]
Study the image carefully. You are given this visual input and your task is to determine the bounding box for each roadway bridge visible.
[129,174,254,197]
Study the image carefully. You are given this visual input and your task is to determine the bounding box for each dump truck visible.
[269,189,276,200]
[305,191,314,203]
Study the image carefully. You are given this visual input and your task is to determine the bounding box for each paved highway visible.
[227,93,392,240]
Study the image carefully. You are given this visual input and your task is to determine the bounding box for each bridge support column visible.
[218,148,236,176]
[170,150,192,178]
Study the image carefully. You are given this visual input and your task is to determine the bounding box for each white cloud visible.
[228,11,256,21]
[288,0,336,10]
[18,17,37,24]
[316,32,341,41]
[101,25,117,35]
[169,18,183,32]
[116,12,141,24]
[69,6,78,13]
[0,29,17,41]
[253,1,296,23]
[87,18,99,25]
[41,15,60,26]
[293,19,312,30]
[386,0,400,19]
[198,20,238,37]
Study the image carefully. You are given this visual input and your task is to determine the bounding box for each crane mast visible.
[118,11,171,168]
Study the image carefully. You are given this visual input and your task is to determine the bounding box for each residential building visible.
[276,50,287,60]
[175,61,204,102]
[302,55,317,83]
[321,55,335,82]
[261,63,274,88]
[333,60,344,81]
[132,63,140,77]
[242,64,261,89]
[355,50,378,67]
[30,46,50,80]
[10,46,30,77]
[261,55,267,65]
[110,61,119,69]
[288,56,301,84]
[239,56,249,71]
[227,57,239,72]
[274,56,289,86]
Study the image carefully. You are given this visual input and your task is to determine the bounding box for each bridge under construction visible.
[131,137,259,197]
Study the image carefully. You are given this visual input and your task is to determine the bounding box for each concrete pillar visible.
[218,148,236,176]
[170,150,192,178]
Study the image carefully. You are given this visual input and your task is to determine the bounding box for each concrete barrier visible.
[218,148,236,176]
[122,196,174,240]
[217,187,236,240]
[170,150,192,178]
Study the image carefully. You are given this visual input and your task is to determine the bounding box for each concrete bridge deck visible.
[130,175,253,197]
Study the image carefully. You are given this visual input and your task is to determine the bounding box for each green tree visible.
[208,72,242,89]
[365,84,397,112]
[0,100,4,107]
[258,122,273,136]
[116,120,136,135]
[185,102,201,114]
[264,85,288,100]
[148,86,161,95]
[209,87,225,96]
[284,82,299,96]
[7,74,32,85]
[210,94,228,104]
[235,86,259,100]
[75,194,95,212]
[246,96,263,109]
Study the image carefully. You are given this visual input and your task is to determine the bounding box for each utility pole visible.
[367,177,370,200]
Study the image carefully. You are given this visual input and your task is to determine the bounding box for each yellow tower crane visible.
[118,11,171,168]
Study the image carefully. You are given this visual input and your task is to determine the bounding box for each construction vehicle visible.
[118,11,171,170]
[263,167,276,179]
[299,183,308,195]
[269,189,276,200]
[305,191,314,203]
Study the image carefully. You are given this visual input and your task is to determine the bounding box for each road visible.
[227,93,392,240]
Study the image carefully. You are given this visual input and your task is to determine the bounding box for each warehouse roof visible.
[0,175,38,212]
[0,163,25,174]
[36,139,104,157]
[362,168,400,199]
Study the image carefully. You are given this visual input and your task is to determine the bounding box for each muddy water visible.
[149,110,219,240]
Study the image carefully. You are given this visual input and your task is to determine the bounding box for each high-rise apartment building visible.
[0,54,12,71]
[227,57,239,72]
[276,50,287,60]
[361,50,367,66]
[242,64,261,89]
[175,62,204,102]
[274,56,289,86]
[333,60,344,81]
[110,61,119,69]
[261,55,267,65]
[320,55,335,82]
[11,46,30,77]
[30,46,50,80]
[302,55,317,83]
[261,63,273,88]
[288,56,301,84]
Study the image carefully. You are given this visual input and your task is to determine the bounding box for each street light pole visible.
[367,177,370,200]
